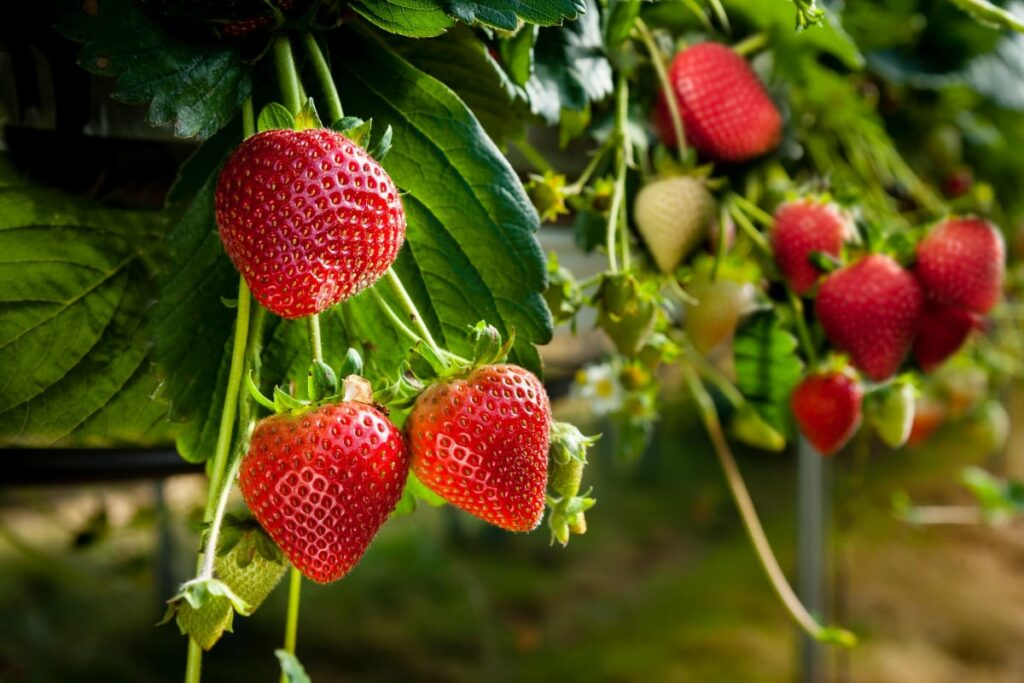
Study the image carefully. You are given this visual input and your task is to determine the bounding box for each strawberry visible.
[239,400,410,583]
[176,597,233,652]
[771,199,851,295]
[655,42,782,162]
[407,365,551,531]
[685,274,755,353]
[216,128,405,319]
[633,176,716,273]
[912,303,980,372]
[914,217,1004,314]
[816,254,923,381]
[791,372,863,456]
[214,516,288,610]
[908,396,945,447]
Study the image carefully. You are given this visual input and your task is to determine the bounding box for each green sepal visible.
[547,491,597,547]
[368,125,394,160]
[807,250,842,274]
[258,103,296,132]
[276,650,312,683]
[373,365,426,410]
[171,577,251,616]
[294,98,323,130]
[247,371,277,413]
[274,386,309,414]
[333,116,373,146]
[470,321,515,367]
[307,360,339,402]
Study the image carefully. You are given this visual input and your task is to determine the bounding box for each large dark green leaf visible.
[526,0,613,123]
[444,0,586,31]
[0,159,172,447]
[395,28,530,144]
[57,0,252,139]
[349,0,456,38]
[732,311,804,437]
[335,31,553,370]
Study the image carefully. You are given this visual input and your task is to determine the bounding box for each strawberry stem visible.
[279,567,303,683]
[384,268,446,357]
[727,199,773,257]
[635,19,688,164]
[307,314,324,363]
[274,34,302,115]
[682,364,856,647]
[302,32,344,123]
[787,289,819,366]
[605,74,630,274]
[732,32,768,57]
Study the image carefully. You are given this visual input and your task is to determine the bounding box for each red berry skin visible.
[772,200,851,295]
[816,254,924,382]
[655,43,782,162]
[239,402,410,584]
[407,365,551,532]
[912,303,980,372]
[915,217,1004,314]
[216,129,406,319]
[791,372,863,456]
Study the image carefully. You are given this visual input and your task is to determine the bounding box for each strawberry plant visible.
[3,0,1024,678]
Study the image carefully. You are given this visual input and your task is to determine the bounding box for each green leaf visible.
[948,0,1024,33]
[394,471,447,516]
[349,0,456,38]
[444,0,586,31]
[395,27,530,144]
[502,24,538,88]
[258,103,296,132]
[57,0,252,139]
[0,160,172,447]
[526,0,614,123]
[336,32,553,372]
[276,650,312,683]
[732,311,804,436]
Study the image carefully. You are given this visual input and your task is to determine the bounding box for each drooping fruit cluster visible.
[772,199,852,295]
[791,371,863,456]
[406,364,552,532]
[239,400,410,583]
[656,42,782,162]
[216,128,406,319]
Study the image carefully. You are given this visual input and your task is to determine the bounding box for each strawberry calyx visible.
[246,347,383,416]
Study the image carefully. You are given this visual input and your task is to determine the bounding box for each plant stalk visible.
[274,34,303,115]
[279,567,303,683]
[635,18,687,162]
[302,32,344,123]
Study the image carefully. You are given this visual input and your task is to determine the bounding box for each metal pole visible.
[797,436,827,683]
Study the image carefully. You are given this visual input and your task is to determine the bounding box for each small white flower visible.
[571,363,624,416]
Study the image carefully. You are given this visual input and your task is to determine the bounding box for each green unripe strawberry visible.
[865,380,915,449]
[634,176,716,274]
[214,515,287,611]
[594,273,659,357]
[547,422,598,546]
[730,404,786,452]
[176,598,233,652]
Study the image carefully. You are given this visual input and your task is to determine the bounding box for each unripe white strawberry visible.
[633,176,716,274]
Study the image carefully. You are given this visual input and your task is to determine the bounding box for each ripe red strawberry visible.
[816,254,923,381]
[791,372,863,456]
[239,401,409,583]
[914,217,1004,314]
[655,42,782,162]
[772,199,851,294]
[406,365,551,531]
[216,128,405,319]
[912,303,980,372]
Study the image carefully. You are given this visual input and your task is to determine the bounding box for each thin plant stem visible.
[564,141,613,195]
[728,201,773,257]
[787,289,818,366]
[384,269,441,354]
[635,18,687,163]
[279,567,303,683]
[302,32,344,122]
[683,364,856,647]
[274,34,302,115]
[732,194,774,227]
[307,314,324,363]
[733,32,768,57]
[605,74,629,274]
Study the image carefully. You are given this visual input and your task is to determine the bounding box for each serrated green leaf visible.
[336,32,552,372]
[349,0,455,38]
[57,0,252,139]
[0,160,172,447]
[733,311,804,436]
[396,27,529,144]
[444,0,586,31]
[294,98,324,130]
[258,103,296,132]
[526,0,614,123]
[336,117,374,146]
